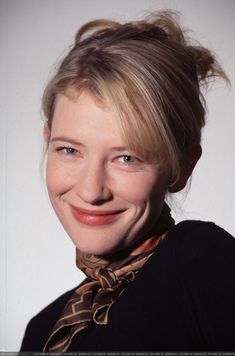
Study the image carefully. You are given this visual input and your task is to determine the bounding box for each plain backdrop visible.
[1,0,235,351]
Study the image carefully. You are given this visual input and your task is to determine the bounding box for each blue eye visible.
[64,147,78,155]
[122,155,136,164]
[56,147,78,155]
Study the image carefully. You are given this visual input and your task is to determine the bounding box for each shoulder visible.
[137,220,235,283]
[145,220,235,275]
[143,219,235,316]
[160,220,235,285]
[20,287,77,351]
[140,220,235,350]
[169,219,234,245]
[168,220,235,268]
[168,221,235,349]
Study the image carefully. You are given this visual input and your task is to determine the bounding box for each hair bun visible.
[148,10,228,85]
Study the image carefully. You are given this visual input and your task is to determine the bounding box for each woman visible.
[20,11,235,352]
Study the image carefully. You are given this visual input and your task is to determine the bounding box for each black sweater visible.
[20,221,235,351]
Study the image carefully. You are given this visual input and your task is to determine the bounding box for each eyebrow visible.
[50,136,84,146]
[50,136,130,152]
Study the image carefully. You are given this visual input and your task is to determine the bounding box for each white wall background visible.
[1,0,234,351]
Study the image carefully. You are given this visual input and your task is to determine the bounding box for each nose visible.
[74,161,112,205]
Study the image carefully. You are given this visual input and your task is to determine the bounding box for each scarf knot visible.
[94,267,136,291]
[95,268,116,289]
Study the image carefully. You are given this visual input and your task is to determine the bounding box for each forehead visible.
[51,90,124,145]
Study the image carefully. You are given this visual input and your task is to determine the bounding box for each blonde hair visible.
[42,11,228,184]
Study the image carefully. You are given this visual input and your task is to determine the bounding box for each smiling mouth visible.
[70,205,125,226]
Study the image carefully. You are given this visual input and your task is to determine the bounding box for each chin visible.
[68,231,121,256]
[73,241,123,257]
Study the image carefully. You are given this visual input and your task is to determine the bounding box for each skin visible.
[45,90,171,256]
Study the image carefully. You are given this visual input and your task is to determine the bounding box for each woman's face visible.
[45,90,169,256]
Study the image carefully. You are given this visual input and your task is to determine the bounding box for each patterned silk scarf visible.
[44,203,174,352]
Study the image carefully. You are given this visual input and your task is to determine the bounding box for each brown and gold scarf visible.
[44,203,174,352]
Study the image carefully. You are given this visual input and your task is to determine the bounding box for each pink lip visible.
[70,205,125,226]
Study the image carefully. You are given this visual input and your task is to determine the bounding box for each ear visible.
[168,144,202,193]
[43,123,51,144]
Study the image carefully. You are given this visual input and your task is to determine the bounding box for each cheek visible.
[112,172,167,205]
[46,157,72,195]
